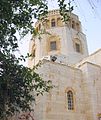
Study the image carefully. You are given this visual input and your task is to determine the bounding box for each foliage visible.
[0,0,50,119]
[58,0,73,22]
[0,52,52,119]
[0,0,73,119]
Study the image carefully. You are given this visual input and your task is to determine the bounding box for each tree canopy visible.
[0,0,73,119]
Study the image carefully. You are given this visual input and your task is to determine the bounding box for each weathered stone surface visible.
[28,10,101,120]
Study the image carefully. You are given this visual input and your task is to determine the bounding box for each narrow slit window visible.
[72,21,75,29]
[75,43,80,53]
[51,19,56,27]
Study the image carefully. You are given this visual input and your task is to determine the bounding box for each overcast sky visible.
[19,0,101,66]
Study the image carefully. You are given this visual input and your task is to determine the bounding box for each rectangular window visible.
[75,43,80,53]
[50,41,56,51]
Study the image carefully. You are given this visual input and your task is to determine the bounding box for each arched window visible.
[51,19,56,27]
[74,38,82,53]
[47,36,60,53]
[75,43,80,53]
[67,91,74,110]
[72,21,75,29]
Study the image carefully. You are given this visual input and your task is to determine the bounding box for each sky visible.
[19,0,101,66]
[74,0,101,54]
[47,0,101,53]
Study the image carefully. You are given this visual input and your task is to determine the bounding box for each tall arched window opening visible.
[73,38,83,53]
[75,43,80,53]
[67,91,74,110]
[51,19,56,27]
[72,21,75,29]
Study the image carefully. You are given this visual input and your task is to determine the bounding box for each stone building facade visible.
[28,10,101,120]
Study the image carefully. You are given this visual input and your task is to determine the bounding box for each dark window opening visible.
[50,41,56,51]
[76,23,80,31]
[67,91,74,110]
[51,19,56,27]
[72,21,75,29]
[75,43,81,53]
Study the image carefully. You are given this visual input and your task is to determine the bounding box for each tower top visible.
[47,9,79,19]
[35,9,81,32]
[28,9,88,67]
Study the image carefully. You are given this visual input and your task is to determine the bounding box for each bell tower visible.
[28,9,88,67]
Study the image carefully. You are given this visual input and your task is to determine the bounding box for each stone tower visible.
[28,9,88,67]
[28,10,101,120]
